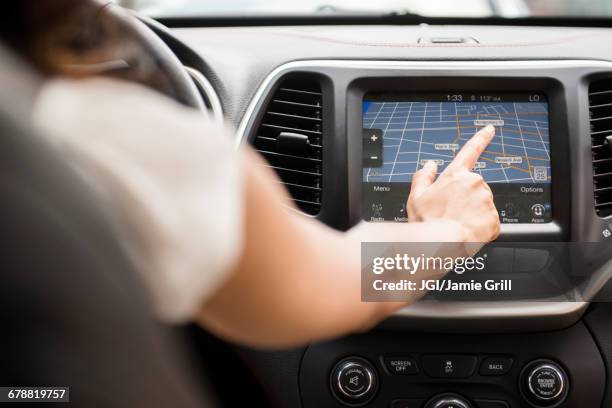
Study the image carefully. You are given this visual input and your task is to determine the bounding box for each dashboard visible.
[149,21,612,408]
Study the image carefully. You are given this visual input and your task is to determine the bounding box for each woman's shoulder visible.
[35,77,219,130]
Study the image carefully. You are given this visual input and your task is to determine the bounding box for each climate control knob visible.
[425,393,472,408]
[330,357,378,406]
[520,360,569,407]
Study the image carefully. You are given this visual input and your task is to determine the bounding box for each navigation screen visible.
[362,93,552,224]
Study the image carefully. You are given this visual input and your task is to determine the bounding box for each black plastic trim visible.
[157,15,612,29]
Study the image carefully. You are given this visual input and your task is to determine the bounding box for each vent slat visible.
[590,89,612,97]
[256,136,322,150]
[279,87,322,97]
[594,171,612,179]
[272,99,321,109]
[292,198,322,207]
[255,136,276,142]
[589,78,612,217]
[590,102,612,109]
[264,164,322,178]
[261,123,322,136]
[275,180,322,192]
[267,111,322,122]
[595,186,612,193]
[590,115,612,122]
[259,149,322,163]
[252,77,323,215]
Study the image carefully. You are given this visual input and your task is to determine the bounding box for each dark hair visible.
[0,1,119,75]
[1,1,180,99]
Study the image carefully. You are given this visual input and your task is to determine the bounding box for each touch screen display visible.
[362,93,551,223]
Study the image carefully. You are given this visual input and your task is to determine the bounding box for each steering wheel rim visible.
[98,1,205,111]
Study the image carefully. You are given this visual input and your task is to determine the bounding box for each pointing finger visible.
[410,160,438,199]
[448,125,495,171]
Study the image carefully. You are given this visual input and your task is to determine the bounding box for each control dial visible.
[425,393,472,408]
[330,357,378,406]
[520,360,569,407]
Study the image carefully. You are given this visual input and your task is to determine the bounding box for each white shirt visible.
[32,78,243,323]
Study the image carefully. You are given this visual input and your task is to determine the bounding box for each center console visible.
[238,59,612,408]
[300,323,604,408]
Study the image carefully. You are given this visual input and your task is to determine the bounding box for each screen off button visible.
[383,355,419,375]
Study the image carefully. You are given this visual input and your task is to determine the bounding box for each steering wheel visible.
[96,1,205,111]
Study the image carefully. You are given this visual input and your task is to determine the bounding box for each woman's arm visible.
[199,126,499,348]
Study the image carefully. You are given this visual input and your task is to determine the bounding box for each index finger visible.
[448,125,496,171]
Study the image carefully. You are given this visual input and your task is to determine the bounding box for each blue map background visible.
[363,101,551,184]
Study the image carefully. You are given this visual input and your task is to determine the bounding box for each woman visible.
[1,1,499,348]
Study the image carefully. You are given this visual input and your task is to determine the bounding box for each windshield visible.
[118,0,612,18]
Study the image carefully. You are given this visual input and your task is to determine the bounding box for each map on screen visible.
[362,100,551,184]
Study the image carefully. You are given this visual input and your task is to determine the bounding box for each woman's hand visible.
[200,127,501,348]
[407,125,500,243]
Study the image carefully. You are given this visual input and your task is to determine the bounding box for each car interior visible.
[4,0,612,407]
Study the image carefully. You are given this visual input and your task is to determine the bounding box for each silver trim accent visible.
[184,66,224,124]
[500,222,561,235]
[235,59,612,326]
[336,361,374,399]
[235,59,612,146]
[527,363,566,401]
[393,300,588,319]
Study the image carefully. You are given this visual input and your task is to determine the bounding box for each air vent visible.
[252,77,323,215]
[590,78,612,217]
